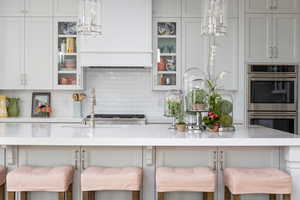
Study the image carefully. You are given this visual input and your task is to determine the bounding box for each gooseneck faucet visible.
[90,88,96,128]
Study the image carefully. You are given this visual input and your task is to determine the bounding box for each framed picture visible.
[31,92,52,118]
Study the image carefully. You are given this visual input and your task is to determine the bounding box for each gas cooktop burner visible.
[86,114,146,119]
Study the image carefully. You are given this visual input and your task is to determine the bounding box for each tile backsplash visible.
[0,68,244,123]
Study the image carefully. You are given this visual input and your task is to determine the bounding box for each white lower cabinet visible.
[25,17,53,89]
[0,17,25,89]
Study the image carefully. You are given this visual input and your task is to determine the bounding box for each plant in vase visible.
[166,99,182,117]
[175,106,186,132]
[191,89,208,111]
[203,78,234,131]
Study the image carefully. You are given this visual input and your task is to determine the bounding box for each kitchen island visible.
[0,123,299,200]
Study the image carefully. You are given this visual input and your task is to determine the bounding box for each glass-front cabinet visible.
[54,17,83,90]
[153,18,181,90]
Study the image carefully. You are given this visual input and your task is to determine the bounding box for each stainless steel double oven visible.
[247,65,298,134]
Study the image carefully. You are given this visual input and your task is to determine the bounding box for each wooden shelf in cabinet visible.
[58,70,77,74]
[158,35,176,38]
[58,34,77,38]
[157,71,176,74]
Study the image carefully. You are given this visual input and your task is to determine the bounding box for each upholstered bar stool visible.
[0,166,5,200]
[224,168,292,200]
[156,167,216,200]
[81,166,142,200]
[7,165,75,200]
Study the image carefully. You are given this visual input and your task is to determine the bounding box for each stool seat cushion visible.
[156,167,216,192]
[81,166,142,191]
[7,165,74,192]
[0,166,5,186]
[224,168,292,195]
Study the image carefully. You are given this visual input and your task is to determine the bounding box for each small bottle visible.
[61,42,66,53]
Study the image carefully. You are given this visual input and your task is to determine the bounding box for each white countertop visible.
[0,123,299,146]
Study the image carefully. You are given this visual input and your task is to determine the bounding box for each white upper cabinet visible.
[182,18,206,72]
[0,17,25,89]
[246,0,300,13]
[153,0,181,17]
[0,0,24,16]
[215,19,239,91]
[25,17,53,89]
[272,14,299,63]
[54,0,78,17]
[246,14,299,63]
[25,0,53,16]
[182,0,238,18]
[246,14,273,63]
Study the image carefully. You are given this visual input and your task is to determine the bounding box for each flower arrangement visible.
[203,77,233,132]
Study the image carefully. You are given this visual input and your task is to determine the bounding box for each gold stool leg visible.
[225,186,231,200]
[20,192,28,200]
[8,192,15,200]
[132,191,140,200]
[233,194,241,200]
[59,192,66,200]
[270,194,276,200]
[67,184,73,200]
[158,192,164,200]
[203,192,207,200]
[83,191,95,200]
[0,184,4,200]
[283,194,291,200]
[206,192,214,200]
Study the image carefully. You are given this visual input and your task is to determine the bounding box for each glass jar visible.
[183,68,208,112]
[164,90,183,129]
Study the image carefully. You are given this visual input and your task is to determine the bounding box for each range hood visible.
[79,0,152,68]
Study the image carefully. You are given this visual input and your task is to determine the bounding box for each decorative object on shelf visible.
[0,96,8,118]
[7,98,20,117]
[164,90,183,129]
[78,0,102,36]
[66,37,76,53]
[158,58,166,71]
[59,22,77,35]
[158,22,176,36]
[72,93,86,118]
[31,92,52,118]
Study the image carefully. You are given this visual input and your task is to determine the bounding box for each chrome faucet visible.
[90,88,96,128]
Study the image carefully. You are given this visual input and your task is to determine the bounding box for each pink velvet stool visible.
[0,166,5,200]
[224,168,292,200]
[156,167,216,200]
[6,165,75,200]
[81,166,142,200]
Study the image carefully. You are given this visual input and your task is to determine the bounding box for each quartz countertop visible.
[0,123,299,146]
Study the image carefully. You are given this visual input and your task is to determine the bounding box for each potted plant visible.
[192,89,207,111]
[175,108,186,132]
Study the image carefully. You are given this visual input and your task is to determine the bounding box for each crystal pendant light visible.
[201,0,227,36]
[78,0,102,36]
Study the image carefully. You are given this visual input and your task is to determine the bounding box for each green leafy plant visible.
[166,100,182,117]
[192,89,207,105]
[219,114,233,127]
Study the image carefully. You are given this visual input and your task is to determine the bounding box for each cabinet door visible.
[25,0,53,16]
[25,17,52,89]
[273,14,299,63]
[245,0,272,13]
[54,0,78,17]
[245,14,273,63]
[274,0,300,13]
[215,19,239,91]
[0,17,25,89]
[153,0,181,17]
[182,18,206,74]
[0,0,24,16]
